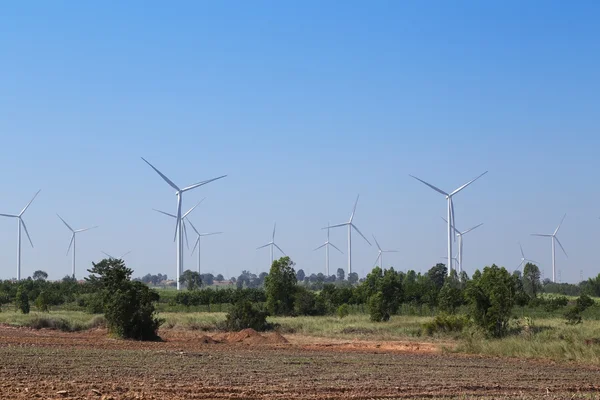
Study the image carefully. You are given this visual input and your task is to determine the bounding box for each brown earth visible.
[0,325,599,399]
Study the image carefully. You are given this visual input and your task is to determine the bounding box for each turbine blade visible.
[19,189,41,216]
[519,242,525,259]
[119,251,132,258]
[449,171,488,196]
[324,222,349,229]
[101,251,115,259]
[372,254,381,269]
[372,234,381,251]
[181,175,227,192]
[531,234,553,237]
[183,220,190,250]
[20,219,34,248]
[256,243,271,250]
[350,194,360,222]
[153,209,177,218]
[186,219,200,236]
[66,234,74,255]
[450,198,457,242]
[75,226,98,233]
[272,222,276,241]
[173,195,182,242]
[554,214,567,235]
[314,243,326,251]
[351,224,372,246]
[0,213,18,218]
[517,260,524,270]
[191,237,200,255]
[141,157,180,191]
[182,198,205,219]
[462,223,483,235]
[383,250,399,253]
[409,175,448,196]
[329,242,344,254]
[57,214,74,232]
[200,232,222,237]
[555,237,568,258]
[273,243,286,256]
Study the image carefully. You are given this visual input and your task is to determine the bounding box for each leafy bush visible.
[34,291,51,312]
[576,294,595,311]
[337,304,350,319]
[15,285,30,314]
[265,257,297,316]
[224,300,271,332]
[544,296,569,312]
[422,313,469,336]
[368,292,389,322]
[564,307,582,325]
[294,286,326,316]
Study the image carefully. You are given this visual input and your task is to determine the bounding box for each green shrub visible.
[34,291,51,312]
[337,304,350,319]
[224,300,271,332]
[15,285,30,314]
[576,294,595,311]
[544,296,569,312]
[422,313,469,336]
[564,307,582,325]
[368,292,389,322]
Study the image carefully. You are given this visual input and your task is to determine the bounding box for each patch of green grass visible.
[0,311,105,332]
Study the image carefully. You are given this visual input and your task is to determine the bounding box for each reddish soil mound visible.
[223,328,267,344]
[198,335,219,344]
[265,331,289,344]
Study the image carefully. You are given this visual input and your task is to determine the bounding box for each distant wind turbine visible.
[314,223,343,276]
[516,242,538,271]
[187,219,222,275]
[441,217,483,273]
[326,195,371,275]
[101,251,132,260]
[141,157,226,290]
[531,214,568,283]
[57,214,98,279]
[410,171,488,274]
[257,223,286,266]
[0,190,41,280]
[372,234,398,269]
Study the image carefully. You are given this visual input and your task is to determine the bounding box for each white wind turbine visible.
[516,242,538,271]
[314,223,343,276]
[187,219,222,275]
[101,250,132,260]
[531,214,567,283]
[142,157,226,290]
[57,215,98,279]
[326,195,371,275]
[441,217,483,273]
[372,234,398,269]
[410,171,487,274]
[0,190,41,280]
[257,223,286,266]
[153,200,203,288]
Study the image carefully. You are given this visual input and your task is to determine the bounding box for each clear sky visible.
[1,1,599,283]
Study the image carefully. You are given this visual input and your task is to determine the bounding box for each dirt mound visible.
[265,331,289,344]
[223,328,267,344]
[198,335,219,344]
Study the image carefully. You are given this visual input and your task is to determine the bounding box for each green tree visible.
[296,269,305,282]
[32,270,48,281]
[368,292,388,322]
[35,291,51,312]
[224,300,270,331]
[179,270,202,291]
[347,272,358,285]
[427,263,447,291]
[15,285,30,314]
[465,265,515,337]
[264,257,297,316]
[438,271,463,314]
[523,263,542,298]
[87,258,162,340]
[337,268,345,281]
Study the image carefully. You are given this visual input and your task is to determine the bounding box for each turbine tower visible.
[516,242,538,271]
[531,214,568,283]
[142,157,226,290]
[187,219,222,275]
[101,251,132,260]
[327,195,371,275]
[153,200,203,289]
[0,190,41,280]
[314,223,343,275]
[372,234,398,269]
[257,223,286,266]
[441,217,483,273]
[57,215,98,279]
[410,171,487,274]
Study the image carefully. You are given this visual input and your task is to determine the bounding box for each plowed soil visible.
[0,325,599,399]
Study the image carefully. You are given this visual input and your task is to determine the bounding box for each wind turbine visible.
[372,234,398,269]
[57,215,98,279]
[314,223,343,275]
[153,200,203,289]
[187,219,222,275]
[0,190,41,280]
[326,195,371,275]
[516,242,538,271]
[531,214,567,283]
[142,157,226,290]
[410,171,487,274]
[257,223,286,266]
[101,250,132,260]
[441,217,483,273]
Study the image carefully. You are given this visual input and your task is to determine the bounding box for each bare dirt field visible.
[0,325,599,399]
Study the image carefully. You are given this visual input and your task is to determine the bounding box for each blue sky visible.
[0,1,599,282]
